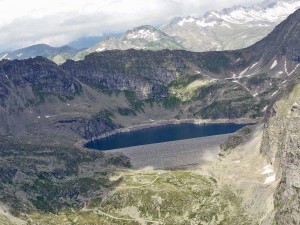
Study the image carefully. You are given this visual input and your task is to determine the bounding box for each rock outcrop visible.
[260,82,300,224]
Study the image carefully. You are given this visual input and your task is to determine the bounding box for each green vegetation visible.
[0,136,130,217]
[117,107,137,116]
[163,94,182,109]
[168,75,201,89]
[124,90,144,112]
[27,83,82,107]
[200,54,231,73]
[26,170,254,225]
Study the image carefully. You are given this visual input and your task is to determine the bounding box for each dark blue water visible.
[85,123,249,151]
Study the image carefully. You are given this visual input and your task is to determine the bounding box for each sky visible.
[0,0,262,51]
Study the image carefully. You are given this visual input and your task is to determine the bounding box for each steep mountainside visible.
[260,82,300,224]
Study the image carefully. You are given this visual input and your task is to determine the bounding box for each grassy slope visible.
[27,170,253,225]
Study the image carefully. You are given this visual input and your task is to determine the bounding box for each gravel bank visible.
[105,134,229,169]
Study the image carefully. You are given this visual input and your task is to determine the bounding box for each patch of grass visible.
[124,90,144,112]
[201,53,231,73]
[168,75,201,89]
[163,95,181,109]
[117,107,137,116]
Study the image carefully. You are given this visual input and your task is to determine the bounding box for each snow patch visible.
[262,106,268,112]
[0,54,8,60]
[284,60,288,74]
[264,174,276,185]
[196,20,217,27]
[270,90,278,98]
[177,17,195,26]
[287,64,300,76]
[45,115,55,119]
[220,23,231,28]
[270,60,277,69]
[127,29,159,41]
[239,67,249,76]
[96,47,106,52]
[261,165,274,175]
[250,62,259,69]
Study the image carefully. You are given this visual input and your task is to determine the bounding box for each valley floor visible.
[10,124,276,225]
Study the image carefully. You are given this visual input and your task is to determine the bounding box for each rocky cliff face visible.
[260,82,300,224]
[0,57,80,98]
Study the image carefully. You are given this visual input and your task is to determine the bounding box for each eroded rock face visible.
[260,83,300,224]
[0,57,81,98]
[70,110,121,140]
[62,49,188,99]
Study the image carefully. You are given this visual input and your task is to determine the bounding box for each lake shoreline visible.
[75,117,261,148]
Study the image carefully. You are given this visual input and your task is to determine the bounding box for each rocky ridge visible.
[71,0,300,60]
[73,25,185,61]
[0,9,299,141]
[161,0,300,52]
[0,44,81,65]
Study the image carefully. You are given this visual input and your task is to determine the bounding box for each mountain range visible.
[0,44,81,65]
[0,8,299,139]
[73,0,300,60]
[160,0,300,51]
[0,0,299,64]
[0,4,299,225]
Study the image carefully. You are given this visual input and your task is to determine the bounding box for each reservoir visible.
[85,123,248,151]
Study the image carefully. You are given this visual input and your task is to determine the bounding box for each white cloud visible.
[0,0,261,51]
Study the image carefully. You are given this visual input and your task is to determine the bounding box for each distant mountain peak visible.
[159,0,300,52]
[0,44,80,65]
[123,25,164,41]
[170,0,300,28]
